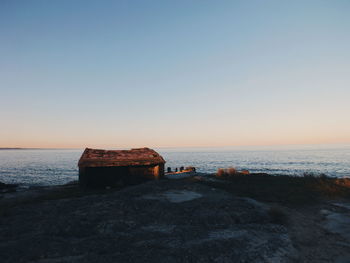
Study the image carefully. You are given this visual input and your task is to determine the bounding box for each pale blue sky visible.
[1,0,350,148]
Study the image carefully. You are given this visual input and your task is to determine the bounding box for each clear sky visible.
[1,0,350,148]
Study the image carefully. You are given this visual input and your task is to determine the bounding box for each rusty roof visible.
[78,147,166,168]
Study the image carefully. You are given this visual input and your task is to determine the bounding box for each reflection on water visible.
[0,145,349,186]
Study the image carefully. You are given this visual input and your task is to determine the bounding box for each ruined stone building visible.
[78,147,165,187]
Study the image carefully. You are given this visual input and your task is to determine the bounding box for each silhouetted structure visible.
[78,147,165,188]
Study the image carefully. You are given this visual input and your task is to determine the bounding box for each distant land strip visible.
[0,148,25,150]
[0,148,51,150]
[0,148,80,150]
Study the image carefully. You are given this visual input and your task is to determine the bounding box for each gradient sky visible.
[1,0,350,148]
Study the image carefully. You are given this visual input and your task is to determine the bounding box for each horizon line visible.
[1,142,350,150]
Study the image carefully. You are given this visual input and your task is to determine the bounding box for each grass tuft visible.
[216,168,226,177]
[227,167,237,176]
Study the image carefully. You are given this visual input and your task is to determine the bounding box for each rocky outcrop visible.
[0,181,17,193]
[0,179,297,263]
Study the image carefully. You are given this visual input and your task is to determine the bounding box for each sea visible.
[0,144,350,186]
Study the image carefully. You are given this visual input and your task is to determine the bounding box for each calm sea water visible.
[0,145,349,186]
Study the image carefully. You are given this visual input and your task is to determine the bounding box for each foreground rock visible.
[0,179,297,263]
[0,181,18,193]
[2,177,350,263]
[322,203,350,243]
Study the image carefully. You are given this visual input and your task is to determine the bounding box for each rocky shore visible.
[1,176,350,262]
[0,181,18,193]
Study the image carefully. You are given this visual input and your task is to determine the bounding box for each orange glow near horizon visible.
[2,135,350,149]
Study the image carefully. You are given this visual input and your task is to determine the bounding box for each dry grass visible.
[227,167,237,176]
[216,168,226,177]
[216,167,239,177]
[216,168,253,177]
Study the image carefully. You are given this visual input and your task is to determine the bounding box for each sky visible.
[1,0,350,148]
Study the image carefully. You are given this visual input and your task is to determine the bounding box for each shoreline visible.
[1,171,350,190]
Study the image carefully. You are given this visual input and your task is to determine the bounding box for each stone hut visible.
[78,147,166,188]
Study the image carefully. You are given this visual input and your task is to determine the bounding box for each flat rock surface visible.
[0,179,297,263]
[322,203,350,242]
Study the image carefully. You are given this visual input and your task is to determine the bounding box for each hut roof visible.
[78,147,166,168]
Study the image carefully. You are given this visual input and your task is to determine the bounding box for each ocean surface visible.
[0,145,350,186]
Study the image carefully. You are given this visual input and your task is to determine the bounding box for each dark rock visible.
[0,179,297,263]
[0,182,18,189]
[0,181,18,193]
